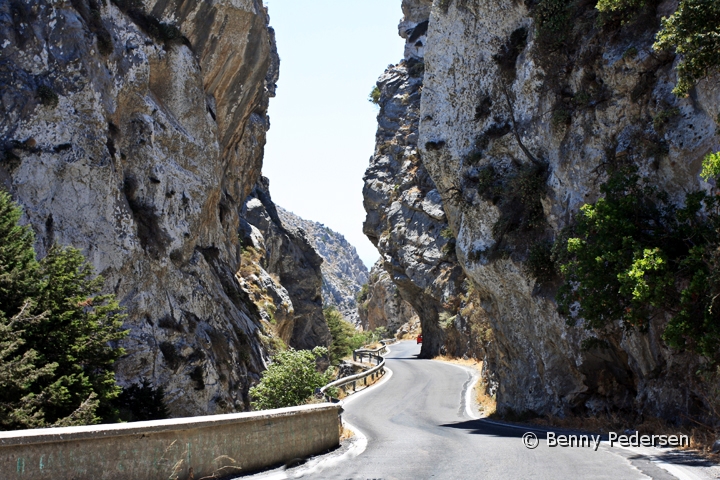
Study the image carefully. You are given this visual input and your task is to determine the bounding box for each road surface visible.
[247,341,718,479]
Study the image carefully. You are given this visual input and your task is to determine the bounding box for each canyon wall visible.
[0,0,325,417]
[277,206,369,325]
[364,0,720,420]
[357,260,418,334]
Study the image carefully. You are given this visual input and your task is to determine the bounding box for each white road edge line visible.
[247,343,399,479]
[432,360,480,420]
[433,359,707,480]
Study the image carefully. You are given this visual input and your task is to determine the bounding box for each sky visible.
[261,0,406,269]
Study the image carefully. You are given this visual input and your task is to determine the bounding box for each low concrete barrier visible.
[0,403,341,480]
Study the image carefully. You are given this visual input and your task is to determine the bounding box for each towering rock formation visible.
[242,178,331,350]
[362,1,467,358]
[0,0,326,416]
[364,0,720,421]
[276,206,369,325]
[357,260,418,334]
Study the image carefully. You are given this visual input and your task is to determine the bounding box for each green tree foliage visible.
[114,379,169,422]
[701,152,720,181]
[368,85,381,105]
[325,306,389,364]
[0,191,128,429]
[653,0,720,96]
[249,347,332,410]
[556,166,720,359]
[325,307,355,365]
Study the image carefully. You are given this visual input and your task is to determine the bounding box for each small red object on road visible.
[417,335,422,344]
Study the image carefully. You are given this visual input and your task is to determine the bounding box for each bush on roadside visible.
[249,347,333,410]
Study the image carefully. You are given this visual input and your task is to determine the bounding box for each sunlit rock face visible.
[243,178,331,350]
[0,0,290,416]
[362,0,467,359]
[366,0,720,419]
[276,206,368,326]
[358,260,418,334]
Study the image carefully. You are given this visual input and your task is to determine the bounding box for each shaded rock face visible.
[358,260,418,334]
[242,178,331,351]
[0,0,282,416]
[371,0,720,419]
[362,12,466,358]
[276,207,369,325]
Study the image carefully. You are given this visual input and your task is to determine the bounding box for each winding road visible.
[248,341,718,479]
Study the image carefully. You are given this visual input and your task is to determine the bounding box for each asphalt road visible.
[248,341,718,480]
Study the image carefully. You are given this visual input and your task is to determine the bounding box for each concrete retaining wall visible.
[0,403,341,479]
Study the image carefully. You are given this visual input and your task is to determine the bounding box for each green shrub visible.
[0,191,128,429]
[594,0,649,26]
[556,165,720,359]
[249,347,332,410]
[325,306,356,365]
[475,162,549,250]
[700,152,720,181]
[356,283,370,303]
[534,0,573,47]
[368,85,381,105]
[596,0,646,13]
[408,60,425,77]
[652,107,681,131]
[525,240,557,284]
[551,108,571,128]
[654,0,720,96]
[622,46,639,59]
[114,379,169,422]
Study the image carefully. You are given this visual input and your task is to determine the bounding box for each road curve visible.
[247,341,717,479]
[312,340,653,479]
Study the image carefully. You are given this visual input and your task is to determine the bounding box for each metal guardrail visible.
[320,339,396,400]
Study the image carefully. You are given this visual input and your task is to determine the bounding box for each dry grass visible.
[435,356,497,417]
[340,423,354,441]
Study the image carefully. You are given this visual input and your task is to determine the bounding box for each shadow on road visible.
[440,419,717,468]
[439,419,546,438]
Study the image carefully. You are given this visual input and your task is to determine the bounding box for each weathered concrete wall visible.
[0,404,340,479]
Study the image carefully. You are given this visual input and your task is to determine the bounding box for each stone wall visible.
[0,404,340,480]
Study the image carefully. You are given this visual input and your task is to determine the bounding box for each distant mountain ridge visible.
[277,207,369,324]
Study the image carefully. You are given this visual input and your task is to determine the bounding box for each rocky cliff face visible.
[364,0,720,420]
[362,20,467,358]
[0,0,310,416]
[357,260,418,334]
[242,178,330,350]
[276,206,369,325]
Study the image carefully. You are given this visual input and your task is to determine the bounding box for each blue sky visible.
[262,0,405,268]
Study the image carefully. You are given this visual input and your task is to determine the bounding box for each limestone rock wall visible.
[357,260,418,334]
[364,0,720,419]
[276,207,369,325]
[0,0,294,416]
[242,178,331,350]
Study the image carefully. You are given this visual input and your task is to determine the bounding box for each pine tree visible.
[0,191,128,429]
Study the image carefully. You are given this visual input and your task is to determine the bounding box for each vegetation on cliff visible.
[0,192,128,429]
[555,159,720,360]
